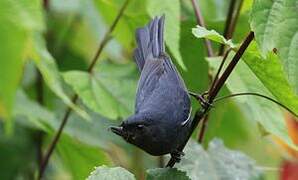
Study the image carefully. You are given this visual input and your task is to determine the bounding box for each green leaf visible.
[87,165,135,180]
[13,90,55,132]
[14,89,122,149]
[243,42,298,117]
[63,61,137,120]
[0,124,37,179]
[147,0,186,69]
[58,136,111,180]
[146,168,190,180]
[176,139,262,180]
[0,0,43,122]
[192,25,236,49]
[207,56,297,150]
[250,0,298,94]
[31,35,90,120]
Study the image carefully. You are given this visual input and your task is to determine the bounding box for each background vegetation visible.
[0,0,297,179]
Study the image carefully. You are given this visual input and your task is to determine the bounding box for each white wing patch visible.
[181,107,192,126]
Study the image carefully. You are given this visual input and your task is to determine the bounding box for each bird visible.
[110,15,192,161]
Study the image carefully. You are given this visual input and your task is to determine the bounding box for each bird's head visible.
[110,114,167,155]
[110,115,151,145]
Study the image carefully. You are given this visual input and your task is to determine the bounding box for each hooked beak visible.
[110,126,124,137]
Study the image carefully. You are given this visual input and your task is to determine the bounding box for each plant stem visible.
[219,0,244,55]
[218,0,236,55]
[189,0,215,143]
[197,49,231,143]
[36,70,44,171]
[190,0,214,57]
[37,0,130,179]
[208,49,232,94]
[197,114,208,143]
[214,92,298,117]
[208,32,254,101]
[166,31,254,168]
[228,0,244,40]
[43,0,49,11]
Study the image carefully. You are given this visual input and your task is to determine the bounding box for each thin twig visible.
[198,49,231,143]
[189,0,215,143]
[214,92,298,117]
[228,0,244,40]
[43,0,49,11]
[36,70,44,171]
[208,48,232,94]
[218,0,236,55]
[197,114,209,143]
[166,31,254,167]
[208,32,254,102]
[190,0,214,57]
[38,0,130,179]
[219,0,244,55]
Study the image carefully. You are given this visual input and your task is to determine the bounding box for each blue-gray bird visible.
[111,16,191,160]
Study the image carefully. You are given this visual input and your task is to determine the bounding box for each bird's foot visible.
[188,91,213,109]
[170,150,185,163]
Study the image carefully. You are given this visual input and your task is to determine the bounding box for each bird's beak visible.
[110,126,124,137]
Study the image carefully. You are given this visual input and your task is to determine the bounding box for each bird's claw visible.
[171,150,185,163]
[188,91,213,109]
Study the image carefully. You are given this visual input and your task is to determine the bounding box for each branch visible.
[218,0,243,55]
[166,31,254,168]
[218,0,236,55]
[37,0,130,179]
[228,0,244,40]
[208,48,232,95]
[36,70,44,172]
[214,92,298,117]
[190,0,214,57]
[208,32,254,101]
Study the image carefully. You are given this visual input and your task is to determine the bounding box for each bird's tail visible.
[134,15,165,71]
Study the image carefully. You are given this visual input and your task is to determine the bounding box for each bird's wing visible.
[135,55,190,114]
[135,58,164,113]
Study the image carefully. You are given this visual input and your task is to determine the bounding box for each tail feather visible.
[134,15,165,71]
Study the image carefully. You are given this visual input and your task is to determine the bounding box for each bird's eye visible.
[137,124,144,130]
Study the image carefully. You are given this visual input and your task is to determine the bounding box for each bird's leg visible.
[170,150,185,163]
[188,91,213,109]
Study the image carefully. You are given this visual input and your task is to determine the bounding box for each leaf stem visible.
[208,48,232,94]
[37,0,130,179]
[190,0,214,57]
[214,92,298,117]
[208,32,254,101]
[218,0,236,55]
[36,70,44,172]
[219,0,243,55]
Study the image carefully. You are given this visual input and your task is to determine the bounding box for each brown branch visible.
[166,31,254,167]
[197,114,209,143]
[208,32,254,101]
[228,0,244,40]
[190,0,214,57]
[218,0,236,55]
[208,48,232,95]
[43,0,49,11]
[198,49,232,143]
[218,0,244,55]
[189,0,215,143]
[37,0,130,179]
[35,70,44,172]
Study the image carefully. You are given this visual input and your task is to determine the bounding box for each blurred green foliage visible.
[0,0,297,179]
